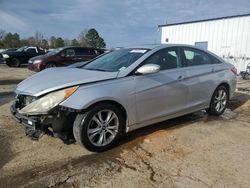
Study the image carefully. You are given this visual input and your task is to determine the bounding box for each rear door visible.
[75,48,97,62]
[134,47,188,123]
[181,47,224,109]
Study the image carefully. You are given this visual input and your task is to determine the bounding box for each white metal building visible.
[159,14,250,72]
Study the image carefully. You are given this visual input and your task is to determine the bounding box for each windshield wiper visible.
[84,68,111,72]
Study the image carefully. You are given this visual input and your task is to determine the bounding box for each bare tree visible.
[78,29,89,47]
[64,38,71,46]
[27,37,36,46]
[34,31,44,46]
[0,29,6,40]
[49,36,56,48]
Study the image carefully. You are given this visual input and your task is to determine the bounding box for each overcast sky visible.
[0,0,250,47]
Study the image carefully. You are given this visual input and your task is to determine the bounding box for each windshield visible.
[47,47,64,55]
[83,48,148,72]
[16,47,27,52]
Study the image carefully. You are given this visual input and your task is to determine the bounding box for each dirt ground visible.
[0,64,250,188]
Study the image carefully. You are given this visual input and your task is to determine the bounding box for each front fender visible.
[60,77,137,125]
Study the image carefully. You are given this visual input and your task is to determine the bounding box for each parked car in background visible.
[0,48,18,54]
[67,61,90,68]
[11,44,236,152]
[28,46,105,72]
[0,48,18,64]
[240,62,250,80]
[3,46,45,67]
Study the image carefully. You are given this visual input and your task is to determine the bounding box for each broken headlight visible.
[19,86,78,115]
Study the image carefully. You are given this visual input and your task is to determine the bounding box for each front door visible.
[135,47,188,123]
[60,48,76,66]
[22,48,38,63]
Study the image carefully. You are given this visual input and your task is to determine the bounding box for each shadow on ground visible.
[0,92,15,106]
[0,78,23,106]
[228,91,250,111]
[0,133,15,170]
[0,79,23,85]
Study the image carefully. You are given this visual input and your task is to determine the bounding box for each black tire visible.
[206,85,229,116]
[7,58,20,67]
[73,103,125,152]
[45,63,56,69]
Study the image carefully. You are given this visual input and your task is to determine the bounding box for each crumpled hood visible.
[15,67,118,97]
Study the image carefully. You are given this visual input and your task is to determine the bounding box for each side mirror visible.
[136,64,160,75]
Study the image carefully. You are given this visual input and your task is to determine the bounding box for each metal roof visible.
[158,13,250,27]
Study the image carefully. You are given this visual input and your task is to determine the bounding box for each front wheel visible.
[7,58,20,67]
[45,63,56,69]
[73,103,125,152]
[206,86,229,116]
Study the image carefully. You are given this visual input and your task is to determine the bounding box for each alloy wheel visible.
[214,89,227,113]
[87,110,119,147]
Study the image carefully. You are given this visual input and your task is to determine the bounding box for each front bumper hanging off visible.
[10,104,45,139]
[10,101,76,141]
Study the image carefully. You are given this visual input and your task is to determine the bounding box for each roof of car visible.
[125,44,197,50]
[63,46,101,49]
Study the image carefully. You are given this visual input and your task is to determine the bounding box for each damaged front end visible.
[10,87,79,142]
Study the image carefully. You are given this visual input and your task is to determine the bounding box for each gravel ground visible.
[0,64,250,188]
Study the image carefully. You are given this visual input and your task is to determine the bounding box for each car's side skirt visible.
[126,103,208,133]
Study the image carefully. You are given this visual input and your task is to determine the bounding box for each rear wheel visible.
[73,103,125,152]
[206,86,229,116]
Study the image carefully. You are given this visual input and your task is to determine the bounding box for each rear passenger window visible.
[142,48,180,71]
[183,49,211,66]
[209,55,222,64]
[75,48,95,56]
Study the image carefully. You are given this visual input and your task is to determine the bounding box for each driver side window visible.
[26,48,37,54]
[142,48,180,71]
[64,49,75,57]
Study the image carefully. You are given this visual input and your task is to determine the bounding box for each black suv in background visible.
[28,47,104,72]
[0,48,18,64]
[3,46,45,67]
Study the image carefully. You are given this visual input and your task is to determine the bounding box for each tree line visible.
[0,28,106,49]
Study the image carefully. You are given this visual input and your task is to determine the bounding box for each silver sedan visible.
[11,44,237,152]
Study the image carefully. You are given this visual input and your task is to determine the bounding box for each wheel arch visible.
[206,82,230,116]
[83,100,128,134]
[208,82,231,108]
[46,61,58,66]
[217,82,230,96]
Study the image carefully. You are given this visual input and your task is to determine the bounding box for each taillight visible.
[231,67,237,75]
